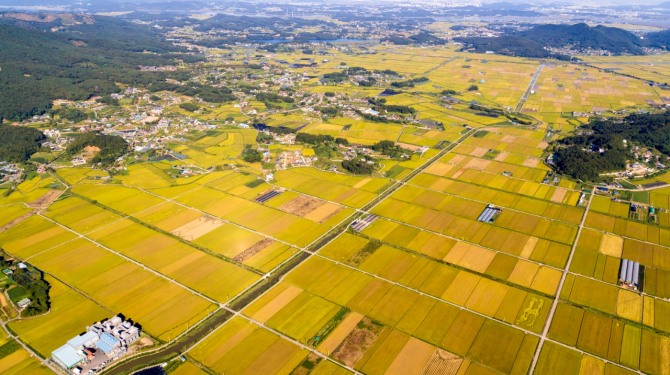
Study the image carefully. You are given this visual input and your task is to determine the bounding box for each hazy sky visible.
[0,0,666,6]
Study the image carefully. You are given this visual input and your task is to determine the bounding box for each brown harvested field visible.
[425,162,455,176]
[522,157,541,168]
[470,147,489,157]
[450,169,465,179]
[520,237,539,259]
[304,202,342,223]
[82,145,101,160]
[397,142,422,152]
[171,216,224,241]
[465,158,491,170]
[385,337,436,375]
[443,242,474,264]
[494,152,509,162]
[234,238,274,262]
[550,188,568,203]
[280,195,325,217]
[599,234,623,257]
[332,317,384,367]
[420,349,463,375]
[250,285,303,323]
[317,312,364,355]
[30,190,62,208]
[501,135,517,143]
[450,154,467,163]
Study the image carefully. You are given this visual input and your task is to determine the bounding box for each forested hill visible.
[0,15,197,121]
[645,29,670,50]
[550,111,670,181]
[456,23,658,58]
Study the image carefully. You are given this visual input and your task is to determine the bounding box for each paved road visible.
[528,192,593,374]
[515,64,545,113]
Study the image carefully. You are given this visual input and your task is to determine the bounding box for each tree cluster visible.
[295,133,335,145]
[0,253,50,317]
[241,145,262,163]
[390,77,429,88]
[371,140,410,158]
[0,125,46,163]
[50,107,88,123]
[66,132,128,166]
[342,158,374,174]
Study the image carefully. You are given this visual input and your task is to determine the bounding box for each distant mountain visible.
[456,23,647,58]
[0,14,193,121]
[518,23,645,55]
[645,29,670,50]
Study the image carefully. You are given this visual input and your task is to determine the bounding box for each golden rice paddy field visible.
[522,64,662,113]
[3,45,670,375]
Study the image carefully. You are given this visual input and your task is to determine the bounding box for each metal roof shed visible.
[52,344,84,370]
[67,331,99,349]
[620,259,629,281]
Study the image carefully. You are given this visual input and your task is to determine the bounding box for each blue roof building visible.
[97,332,120,355]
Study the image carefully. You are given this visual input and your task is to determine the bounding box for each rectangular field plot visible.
[86,219,261,301]
[175,186,330,247]
[547,301,670,373]
[398,126,462,148]
[26,238,216,341]
[369,197,573,268]
[441,152,544,180]
[0,215,77,259]
[116,163,175,189]
[411,173,584,224]
[71,184,165,215]
[43,196,121,233]
[0,345,53,375]
[586,210,670,247]
[461,135,547,159]
[0,204,31,228]
[523,64,661,113]
[134,202,204,233]
[188,317,312,375]
[428,58,536,109]
[430,167,581,206]
[272,168,388,208]
[560,274,670,330]
[284,254,550,335]
[389,184,579,245]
